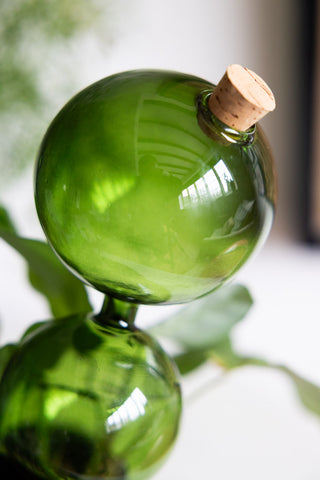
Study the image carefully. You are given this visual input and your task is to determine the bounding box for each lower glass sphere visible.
[0,313,181,480]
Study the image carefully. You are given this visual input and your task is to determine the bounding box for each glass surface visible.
[0,310,181,480]
[35,70,276,304]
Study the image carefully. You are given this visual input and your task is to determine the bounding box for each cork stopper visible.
[208,64,276,131]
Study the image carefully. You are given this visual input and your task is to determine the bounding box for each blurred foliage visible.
[0,204,91,318]
[153,300,320,419]
[0,0,108,184]
[151,284,253,350]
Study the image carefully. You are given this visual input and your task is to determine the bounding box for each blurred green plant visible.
[0,206,91,317]
[150,290,320,419]
[0,0,108,183]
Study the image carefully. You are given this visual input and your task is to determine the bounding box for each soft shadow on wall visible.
[244,1,315,243]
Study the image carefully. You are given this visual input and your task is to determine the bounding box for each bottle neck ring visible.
[197,89,256,146]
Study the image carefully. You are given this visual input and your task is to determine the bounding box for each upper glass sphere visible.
[34,70,276,304]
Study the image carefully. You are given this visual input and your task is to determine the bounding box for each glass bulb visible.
[0,313,181,480]
[35,70,276,304]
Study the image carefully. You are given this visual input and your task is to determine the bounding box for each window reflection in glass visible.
[178,160,236,210]
[105,387,147,433]
[214,159,237,194]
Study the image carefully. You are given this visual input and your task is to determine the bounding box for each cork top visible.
[208,64,276,131]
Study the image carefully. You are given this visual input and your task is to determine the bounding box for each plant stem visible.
[185,372,227,406]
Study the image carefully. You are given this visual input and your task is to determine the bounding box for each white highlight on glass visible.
[178,160,236,210]
[214,159,235,194]
[105,387,147,433]
[203,168,222,197]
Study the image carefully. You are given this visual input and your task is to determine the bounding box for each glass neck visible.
[98,295,138,328]
[196,89,256,146]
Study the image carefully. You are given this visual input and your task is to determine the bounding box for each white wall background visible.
[1,1,320,479]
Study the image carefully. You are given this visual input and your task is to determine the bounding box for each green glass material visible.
[0,303,181,480]
[35,70,276,304]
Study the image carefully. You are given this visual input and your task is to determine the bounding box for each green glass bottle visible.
[34,68,276,305]
[0,299,181,480]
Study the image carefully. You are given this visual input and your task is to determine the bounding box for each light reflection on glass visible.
[203,169,222,197]
[105,387,147,433]
[214,159,236,194]
[178,159,236,210]
[91,177,135,213]
[135,93,209,181]
[187,183,197,204]
[194,176,207,197]
[44,389,77,421]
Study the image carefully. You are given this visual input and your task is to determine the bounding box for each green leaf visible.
[174,350,209,375]
[173,337,256,376]
[0,205,16,234]
[20,321,47,341]
[210,339,320,419]
[0,344,17,381]
[209,337,253,369]
[0,206,92,318]
[175,334,320,420]
[151,284,253,350]
[279,367,320,418]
